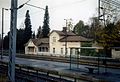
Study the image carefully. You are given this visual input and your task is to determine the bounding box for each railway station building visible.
[25,27,92,57]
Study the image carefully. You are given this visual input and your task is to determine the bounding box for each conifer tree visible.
[36,26,42,38]
[32,31,35,39]
[42,6,50,38]
[24,10,32,43]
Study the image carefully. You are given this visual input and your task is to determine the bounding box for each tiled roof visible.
[59,36,92,42]
[38,43,49,47]
[50,30,76,36]
[31,38,49,46]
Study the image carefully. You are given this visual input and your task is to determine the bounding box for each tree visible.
[3,29,25,51]
[3,10,33,52]
[73,20,84,35]
[82,25,90,38]
[3,32,10,50]
[24,10,32,44]
[89,17,100,39]
[42,5,50,38]
[114,21,120,46]
[16,28,24,51]
[73,20,90,38]
[32,31,35,39]
[36,26,42,38]
[3,35,9,50]
[96,23,120,57]
[0,34,1,50]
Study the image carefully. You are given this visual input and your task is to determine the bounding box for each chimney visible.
[62,27,67,32]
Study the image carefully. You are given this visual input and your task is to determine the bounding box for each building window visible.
[61,48,63,54]
[53,37,56,42]
[39,47,42,52]
[115,48,120,51]
[28,47,34,52]
[39,47,48,52]
[66,48,68,54]
[46,47,48,52]
[70,48,73,54]
[53,48,55,53]
[35,48,36,52]
[65,48,68,54]
[75,48,79,55]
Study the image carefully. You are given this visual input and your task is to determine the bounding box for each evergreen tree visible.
[82,25,90,38]
[73,20,90,38]
[3,32,10,50]
[0,34,1,49]
[24,10,32,44]
[32,31,35,39]
[16,28,24,51]
[36,26,42,38]
[73,20,84,35]
[42,5,50,38]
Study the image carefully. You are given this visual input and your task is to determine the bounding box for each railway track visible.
[16,54,120,69]
[0,60,107,82]
[0,62,73,82]
[1,52,120,68]
[0,55,118,82]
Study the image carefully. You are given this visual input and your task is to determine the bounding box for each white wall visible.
[25,40,38,55]
[49,32,61,56]
[37,52,50,55]
[49,32,81,57]
[112,49,120,59]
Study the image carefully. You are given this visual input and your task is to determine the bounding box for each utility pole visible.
[64,18,73,57]
[8,0,18,82]
[7,0,44,81]
[97,0,100,75]
[64,19,68,57]
[1,8,4,59]
[1,8,8,59]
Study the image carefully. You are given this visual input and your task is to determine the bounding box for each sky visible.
[0,0,98,36]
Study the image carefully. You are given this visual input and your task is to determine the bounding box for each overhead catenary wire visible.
[18,0,31,9]
[24,0,31,4]
[101,0,120,9]
[18,0,45,10]
[99,0,120,24]
[26,3,45,10]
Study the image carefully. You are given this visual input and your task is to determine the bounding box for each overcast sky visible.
[0,0,97,35]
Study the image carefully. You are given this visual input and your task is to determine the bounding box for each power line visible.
[8,0,17,82]
[98,0,120,25]
[101,0,120,9]
[18,0,45,10]
[18,0,31,9]
[24,0,31,4]
[26,3,45,10]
